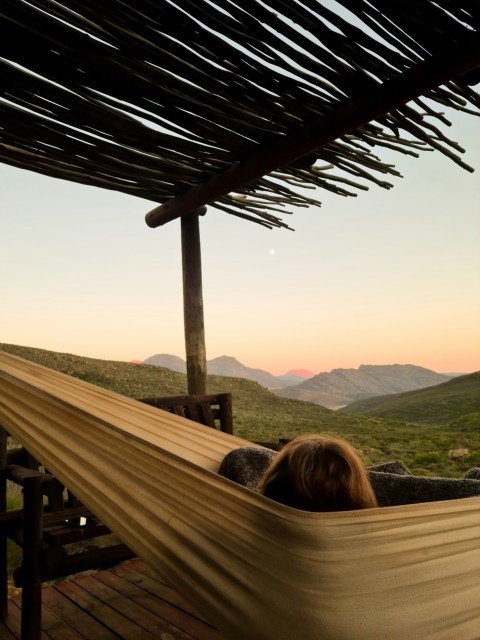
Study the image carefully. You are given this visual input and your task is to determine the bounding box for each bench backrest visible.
[138,392,233,434]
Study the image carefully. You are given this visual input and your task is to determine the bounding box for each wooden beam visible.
[145,36,480,228]
[181,208,207,395]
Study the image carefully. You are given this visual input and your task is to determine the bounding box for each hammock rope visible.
[1,351,480,640]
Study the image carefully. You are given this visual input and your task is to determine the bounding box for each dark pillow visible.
[368,471,480,507]
[218,447,276,489]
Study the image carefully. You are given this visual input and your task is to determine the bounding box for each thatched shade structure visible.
[1,1,480,391]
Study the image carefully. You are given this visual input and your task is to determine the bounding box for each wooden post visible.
[21,473,44,640]
[217,394,234,435]
[181,208,208,395]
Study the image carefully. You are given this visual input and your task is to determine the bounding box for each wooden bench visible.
[138,392,234,434]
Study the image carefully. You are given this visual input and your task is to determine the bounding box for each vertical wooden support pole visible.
[21,474,43,640]
[181,208,208,395]
[0,428,7,620]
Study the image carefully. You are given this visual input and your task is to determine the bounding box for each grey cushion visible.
[218,446,276,489]
[368,471,480,507]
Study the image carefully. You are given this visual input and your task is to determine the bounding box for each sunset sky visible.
[1,106,479,376]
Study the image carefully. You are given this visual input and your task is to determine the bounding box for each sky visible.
[1,106,479,376]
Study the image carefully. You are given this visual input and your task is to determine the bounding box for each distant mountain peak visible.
[208,355,241,365]
[284,369,315,379]
[143,353,187,373]
[142,353,293,389]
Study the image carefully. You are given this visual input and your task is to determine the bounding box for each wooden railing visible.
[137,392,233,434]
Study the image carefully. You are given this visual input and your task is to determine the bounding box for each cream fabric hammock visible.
[1,351,480,640]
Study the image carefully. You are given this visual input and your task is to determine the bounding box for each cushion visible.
[218,446,276,489]
[368,471,480,507]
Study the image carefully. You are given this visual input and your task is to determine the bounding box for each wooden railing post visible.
[21,473,44,640]
[217,394,234,435]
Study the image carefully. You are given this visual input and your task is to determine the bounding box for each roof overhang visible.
[1,1,480,230]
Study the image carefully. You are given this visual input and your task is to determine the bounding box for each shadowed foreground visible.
[1,559,222,640]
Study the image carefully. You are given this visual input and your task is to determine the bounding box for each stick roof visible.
[1,1,480,229]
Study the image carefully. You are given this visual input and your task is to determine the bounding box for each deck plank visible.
[38,601,88,640]
[94,565,221,640]
[110,561,199,614]
[0,560,224,640]
[41,586,119,640]
[53,578,156,640]
[1,600,50,640]
[0,602,24,640]
[108,560,221,640]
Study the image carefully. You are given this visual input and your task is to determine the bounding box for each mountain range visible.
[143,354,454,410]
[274,364,454,409]
[142,354,313,389]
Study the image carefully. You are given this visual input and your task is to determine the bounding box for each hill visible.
[339,372,480,425]
[2,343,480,477]
[273,364,453,409]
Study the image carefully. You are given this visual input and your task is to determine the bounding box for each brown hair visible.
[257,434,378,512]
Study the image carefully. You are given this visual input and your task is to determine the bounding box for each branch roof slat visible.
[1,0,479,229]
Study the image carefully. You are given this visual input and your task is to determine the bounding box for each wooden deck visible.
[0,559,223,640]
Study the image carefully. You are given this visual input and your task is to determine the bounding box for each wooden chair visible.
[0,429,134,640]
[138,392,234,434]
[0,392,234,639]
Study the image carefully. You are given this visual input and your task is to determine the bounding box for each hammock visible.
[1,351,480,640]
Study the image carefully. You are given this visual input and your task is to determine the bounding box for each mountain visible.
[143,354,291,389]
[287,369,316,378]
[143,353,187,373]
[273,364,454,410]
[339,371,480,425]
[207,356,286,388]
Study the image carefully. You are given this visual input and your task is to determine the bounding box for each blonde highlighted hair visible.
[257,434,378,512]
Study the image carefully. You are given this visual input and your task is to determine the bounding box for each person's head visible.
[257,434,378,512]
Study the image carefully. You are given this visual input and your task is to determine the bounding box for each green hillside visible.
[340,372,480,425]
[1,343,480,477]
